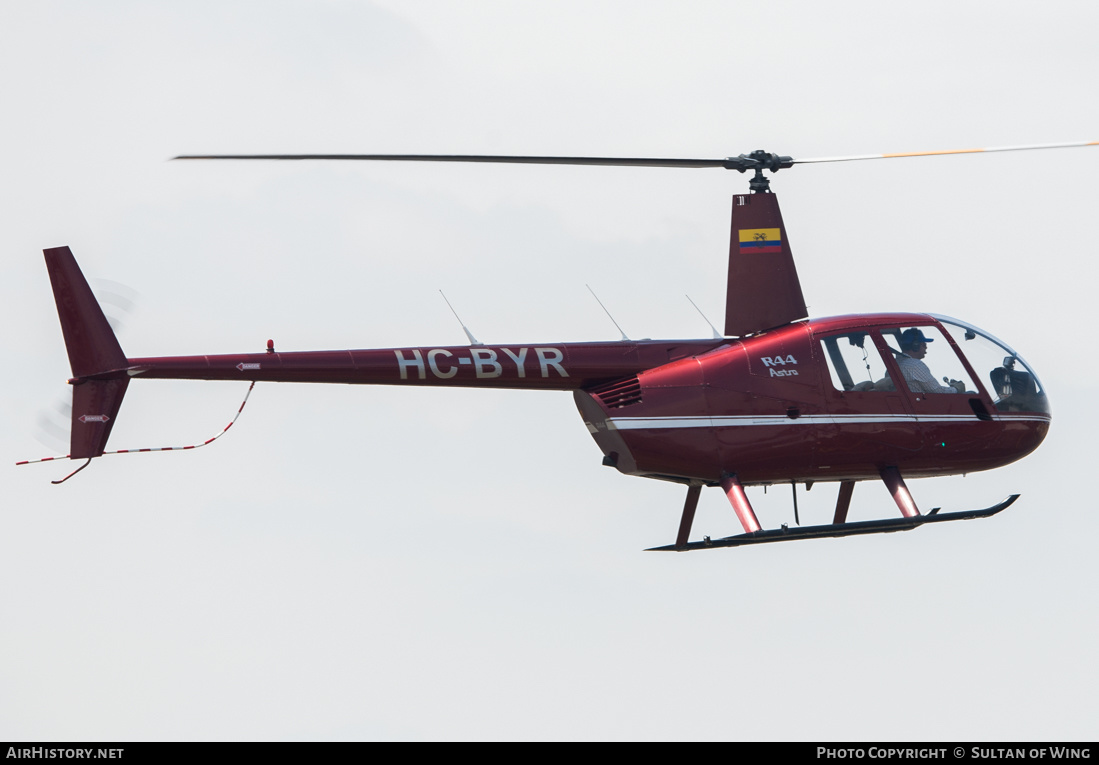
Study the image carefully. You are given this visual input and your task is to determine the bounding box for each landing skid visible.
[646,495,1019,551]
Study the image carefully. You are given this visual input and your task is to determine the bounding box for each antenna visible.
[586,285,629,341]
[686,295,723,339]
[439,290,481,346]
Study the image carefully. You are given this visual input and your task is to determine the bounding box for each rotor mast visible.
[731,150,794,193]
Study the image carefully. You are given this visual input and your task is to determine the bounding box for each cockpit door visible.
[878,323,996,423]
[816,329,923,454]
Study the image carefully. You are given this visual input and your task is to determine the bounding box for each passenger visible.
[896,329,965,394]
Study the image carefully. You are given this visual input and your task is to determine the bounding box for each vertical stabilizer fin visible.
[724,193,807,336]
[42,247,130,460]
[44,246,127,378]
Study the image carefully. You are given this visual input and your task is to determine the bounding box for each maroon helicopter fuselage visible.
[125,311,1048,487]
[37,181,1051,546]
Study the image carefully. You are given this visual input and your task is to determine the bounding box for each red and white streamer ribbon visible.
[17,382,256,467]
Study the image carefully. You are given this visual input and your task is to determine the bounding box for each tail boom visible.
[125,340,724,390]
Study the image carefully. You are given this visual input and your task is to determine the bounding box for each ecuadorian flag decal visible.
[738,228,782,254]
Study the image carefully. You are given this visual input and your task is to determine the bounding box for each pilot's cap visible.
[900,328,935,350]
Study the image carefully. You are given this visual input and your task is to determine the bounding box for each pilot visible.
[897,328,965,394]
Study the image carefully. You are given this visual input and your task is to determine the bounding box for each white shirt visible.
[896,354,957,394]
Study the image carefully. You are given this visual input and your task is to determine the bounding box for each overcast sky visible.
[4,0,1098,741]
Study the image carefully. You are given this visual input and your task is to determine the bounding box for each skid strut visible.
[880,466,919,518]
[721,473,762,533]
[833,480,855,525]
[675,484,703,549]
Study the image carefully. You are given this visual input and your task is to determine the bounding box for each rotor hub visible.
[725,150,794,193]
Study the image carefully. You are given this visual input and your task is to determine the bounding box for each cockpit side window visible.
[881,325,976,395]
[819,332,896,393]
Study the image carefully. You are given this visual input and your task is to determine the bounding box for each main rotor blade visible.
[791,140,1099,165]
[173,153,740,169]
[174,141,1098,173]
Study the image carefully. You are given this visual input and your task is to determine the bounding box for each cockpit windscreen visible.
[935,317,1050,414]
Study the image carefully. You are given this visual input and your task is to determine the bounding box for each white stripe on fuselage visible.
[602,412,1050,431]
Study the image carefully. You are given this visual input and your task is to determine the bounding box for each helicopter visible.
[24,142,1091,550]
